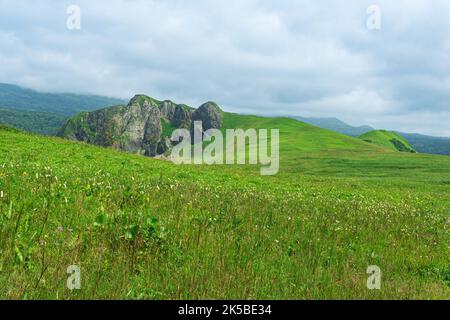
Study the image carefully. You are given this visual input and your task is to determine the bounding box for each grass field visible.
[0,114,449,299]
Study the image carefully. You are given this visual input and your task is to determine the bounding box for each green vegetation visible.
[0,83,125,136]
[0,114,449,299]
[129,95,161,107]
[178,103,195,111]
[294,116,374,136]
[359,130,416,153]
[161,118,177,138]
[400,133,450,156]
[0,83,124,116]
[294,116,450,157]
[0,108,67,136]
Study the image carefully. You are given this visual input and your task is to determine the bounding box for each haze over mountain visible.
[397,132,450,156]
[292,116,374,137]
[0,108,67,136]
[0,83,125,135]
[0,83,125,115]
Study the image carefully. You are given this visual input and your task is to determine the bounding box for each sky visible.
[0,0,449,136]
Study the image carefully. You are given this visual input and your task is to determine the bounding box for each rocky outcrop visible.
[142,104,162,156]
[173,106,193,129]
[58,95,223,157]
[192,102,223,131]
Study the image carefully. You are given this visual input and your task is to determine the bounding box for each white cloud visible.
[0,0,449,136]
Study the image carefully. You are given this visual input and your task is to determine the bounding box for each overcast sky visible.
[0,0,449,136]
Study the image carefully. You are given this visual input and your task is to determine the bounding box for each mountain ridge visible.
[0,107,67,135]
[0,83,125,115]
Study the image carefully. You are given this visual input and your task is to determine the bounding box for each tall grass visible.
[0,128,448,299]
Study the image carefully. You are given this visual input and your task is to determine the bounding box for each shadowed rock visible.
[192,102,223,131]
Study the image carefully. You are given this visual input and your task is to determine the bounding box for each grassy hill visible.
[290,116,450,157]
[0,117,449,299]
[359,130,416,153]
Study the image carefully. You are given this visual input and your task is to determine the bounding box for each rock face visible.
[192,102,223,131]
[58,95,223,157]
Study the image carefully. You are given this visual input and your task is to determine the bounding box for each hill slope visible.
[291,116,450,156]
[59,95,388,163]
[0,83,124,115]
[359,130,416,153]
[0,126,449,299]
[293,116,374,136]
[0,108,67,135]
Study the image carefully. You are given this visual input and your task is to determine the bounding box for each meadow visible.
[0,115,449,299]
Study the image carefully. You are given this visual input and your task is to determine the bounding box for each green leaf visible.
[6,200,12,220]
[125,224,139,241]
[15,246,23,264]
[94,212,107,226]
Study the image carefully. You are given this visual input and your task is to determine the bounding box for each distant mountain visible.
[397,132,450,156]
[0,108,67,136]
[291,115,449,156]
[0,83,125,116]
[293,116,374,136]
[359,130,416,153]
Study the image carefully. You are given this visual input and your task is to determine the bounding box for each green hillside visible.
[399,132,450,156]
[0,108,67,135]
[0,119,449,299]
[0,83,125,115]
[293,116,374,136]
[58,95,387,169]
[289,115,450,157]
[359,130,416,153]
[224,113,375,153]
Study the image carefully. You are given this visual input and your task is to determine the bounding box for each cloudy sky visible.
[0,0,449,136]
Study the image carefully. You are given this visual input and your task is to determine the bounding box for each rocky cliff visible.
[58,95,223,156]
